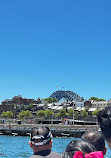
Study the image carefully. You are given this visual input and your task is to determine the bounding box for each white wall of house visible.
[75,102,84,107]
[91,100,108,108]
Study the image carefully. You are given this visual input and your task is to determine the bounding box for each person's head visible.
[29,126,53,153]
[97,106,111,149]
[62,140,96,158]
[81,131,106,155]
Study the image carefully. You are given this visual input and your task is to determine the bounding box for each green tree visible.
[6,111,13,118]
[2,111,13,118]
[52,98,58,102]
[18,110,32,121]
[45,110,53,119]
[74,111,79,116]
[67,108,73,118]
[89,97,106,101]
[42,97,58,103]
[1,111,7,118]
[80,110,88,117]
[98,99,106,101]
[56,109,67,118]
[25,110,32,118]
[18,111,26,119]
[92,109,100,116]
[36,110,45,118]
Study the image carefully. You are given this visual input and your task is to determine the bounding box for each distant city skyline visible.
[0,89,110,103]
[0,0,111,103]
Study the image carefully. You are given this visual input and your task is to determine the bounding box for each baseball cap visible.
[30,126,53,146]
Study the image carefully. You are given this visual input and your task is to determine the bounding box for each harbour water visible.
[0,135,110,158]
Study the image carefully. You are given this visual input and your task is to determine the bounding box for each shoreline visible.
[0,123,99,138]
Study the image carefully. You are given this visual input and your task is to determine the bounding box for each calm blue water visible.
[0,135,110,158]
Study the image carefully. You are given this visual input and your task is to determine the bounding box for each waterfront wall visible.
[0,124,99,138]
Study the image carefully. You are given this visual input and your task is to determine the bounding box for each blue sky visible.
[0,0,111,103]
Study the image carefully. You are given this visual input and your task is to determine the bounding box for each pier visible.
[0,124,99,138]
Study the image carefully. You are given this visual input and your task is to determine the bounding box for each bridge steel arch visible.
[50,90,84,101]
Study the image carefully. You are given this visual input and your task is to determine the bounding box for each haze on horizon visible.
[0,0,111,104]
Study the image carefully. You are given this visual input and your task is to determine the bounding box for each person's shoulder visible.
[29,156,37,158]
[29,151,61,158]
[29,156,44,158]
[50,151,61,158]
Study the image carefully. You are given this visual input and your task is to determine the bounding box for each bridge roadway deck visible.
[0,124,99,138]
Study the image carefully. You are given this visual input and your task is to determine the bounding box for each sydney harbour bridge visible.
[50,90,84,101]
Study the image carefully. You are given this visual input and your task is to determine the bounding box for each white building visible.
[91,100,109,108]
[75,102,84,107]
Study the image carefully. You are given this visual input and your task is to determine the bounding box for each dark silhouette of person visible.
[98,106,111,149]
[81,131,107,155]
[29,126,61,158]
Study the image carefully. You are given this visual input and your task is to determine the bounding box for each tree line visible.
[1,108,100,120]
